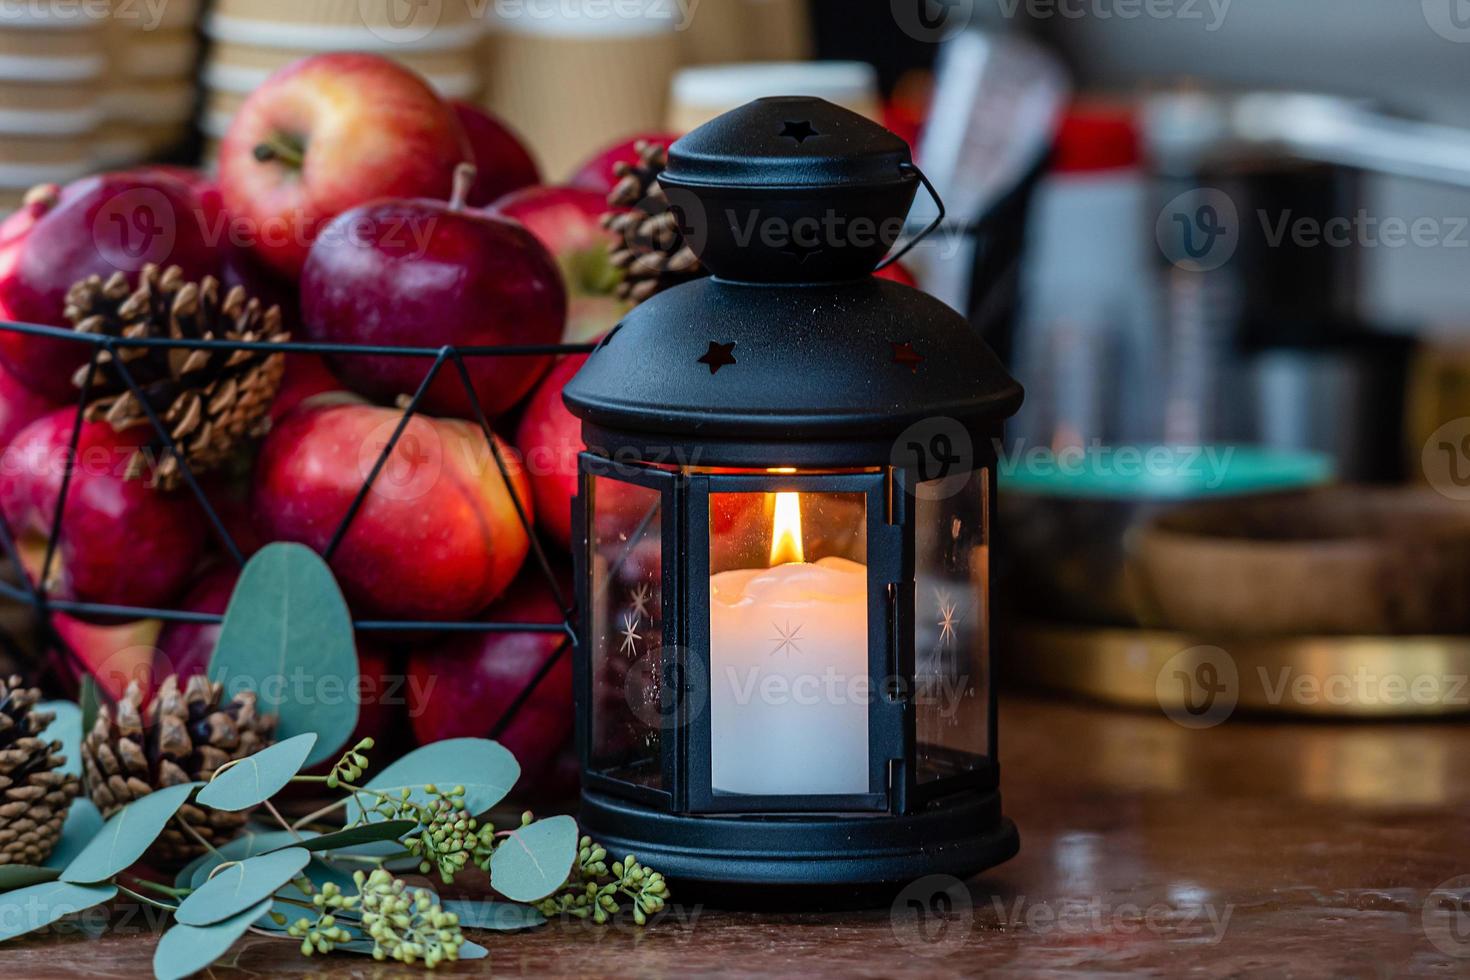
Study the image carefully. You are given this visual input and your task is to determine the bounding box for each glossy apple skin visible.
[49,613,163,703]
[514,354,585,550]
[0,409,206,611]
[408,569,572,784]
[252,399,533,620]
[219,53,472,280]
[492,186,628,345]
[0,172,223,400]
[450,101,540,208]
[0,364,60,449]
[301,198,564,419]
[153,562,236,681]
[568,132,679,196]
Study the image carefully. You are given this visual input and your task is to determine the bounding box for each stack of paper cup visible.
[483,0,680,179]
[96,0,202,166]
[667,60,880,135]
[0,4,106,211]
[200,0,487,161]
[678,0,811,66]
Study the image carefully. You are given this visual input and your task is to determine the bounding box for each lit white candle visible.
[708,492,869,796]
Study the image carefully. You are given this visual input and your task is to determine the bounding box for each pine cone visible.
[81,675,276,866]
[604,140,705,304]
[65,264,289,490]
[0,675,80,866]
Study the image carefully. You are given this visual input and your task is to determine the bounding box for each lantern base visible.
[579,788,1018,902]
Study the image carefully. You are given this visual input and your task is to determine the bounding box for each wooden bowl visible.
[1130,487,1470,636]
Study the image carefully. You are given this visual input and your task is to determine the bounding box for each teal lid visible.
[998,445,1335,500]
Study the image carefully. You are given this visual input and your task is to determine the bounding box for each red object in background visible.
[0,172,223,401]
[451,101,541,208]
[408,570,573,787]
[0,410,206,612]
[491,185,629,344]
[154,563,237,681]
[874,261,917,287]
[0,362,58,448]
[568,132,680,196]
[514,353,586,550]
[1051,103,1141,173]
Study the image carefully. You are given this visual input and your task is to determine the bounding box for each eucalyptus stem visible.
[174,815,223,857]
[116,884,178,912]
[263,799,306,843]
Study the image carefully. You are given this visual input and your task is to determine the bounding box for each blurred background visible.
[6,0,1470,735]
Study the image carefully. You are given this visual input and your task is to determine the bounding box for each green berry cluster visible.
[536,837,669,925]
[397,785,503,884]
[353,868,465,969]
[325,737,376,789]
[287,880,359,955]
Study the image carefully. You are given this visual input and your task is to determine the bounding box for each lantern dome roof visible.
[562,276,1022,466]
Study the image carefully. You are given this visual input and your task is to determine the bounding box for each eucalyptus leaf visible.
[207,543,358,768]
[60,783,200,884]
[257,857,354,930]
[488,815,578,903]
[0,881,117,942]
[196,733,318,811]
[284,820,416,854]
[44,799,103,870]
[187,830,317,889]
[78,677,100,742]
[0,865,59,891]
[154,898,271,980]
[461,939,489,960]
[348,738,519,824]
[443,898,546,931]
[36,701,82,777]
[176,847,312,926]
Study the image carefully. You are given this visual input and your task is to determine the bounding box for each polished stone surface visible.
[5,695,1468,977]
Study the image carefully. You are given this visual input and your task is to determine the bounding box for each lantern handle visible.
[875,162,945,274]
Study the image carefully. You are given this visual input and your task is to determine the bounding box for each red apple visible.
[450,101,540,208]
[154,562,237,682]
[407,569,572,784]
[0,363,60,449]
[0,409,206,611]
[569,132,679,196]
[0,172,223,400]
[492,186,628,344]
[300,166,565,420]
[270,355,342,423]
[50,613,164,703]
[218,53,472,280]
[252,398,533,620]
[513,353,585,550]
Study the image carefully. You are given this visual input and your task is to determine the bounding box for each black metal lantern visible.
[564,97,1023,893]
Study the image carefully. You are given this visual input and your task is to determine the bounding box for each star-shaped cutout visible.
[892,341,924,373]
[628,581,654,621]
[697,340,737,374]
[936,588,959,648]
[618,612,641,658]
[780,120,820,144]
[769,619,804,657]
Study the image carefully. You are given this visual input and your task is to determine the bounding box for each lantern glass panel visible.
[914,468,991,782]
[707,488,870,797]
[588,474,663,788]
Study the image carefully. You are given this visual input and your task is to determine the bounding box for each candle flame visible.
[769,491,805,566]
